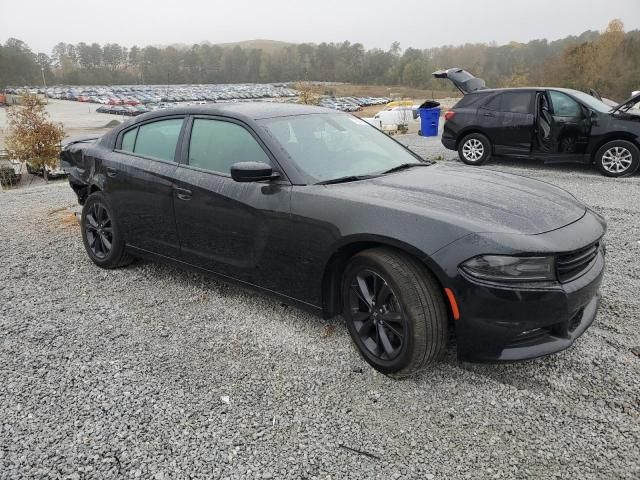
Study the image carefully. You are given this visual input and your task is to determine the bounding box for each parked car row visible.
[94,97,304,116]
[318,96,390,112]
[5,84,298,105]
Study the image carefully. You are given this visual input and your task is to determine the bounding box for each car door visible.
[543,90,591,161]
[490,91,535,156]
[172,116,293,291]
[476,93,503,147]
[107,116,184,257]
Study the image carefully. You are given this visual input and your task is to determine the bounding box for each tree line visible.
[1,19,637,100]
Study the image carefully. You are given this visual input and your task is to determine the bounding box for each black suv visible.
[434,68,640,177]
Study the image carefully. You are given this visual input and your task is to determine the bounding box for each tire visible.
[458,133,491,165]
[342,248,448,377]
[81,191,134,269]
[594,140,640,177]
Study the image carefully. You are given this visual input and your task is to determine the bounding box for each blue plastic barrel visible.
[418,107,441,137]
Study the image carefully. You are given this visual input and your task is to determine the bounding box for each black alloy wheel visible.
[81,191,133,268]
[84,202,113,259]
[342,248,447,376]
[349,269,405,361]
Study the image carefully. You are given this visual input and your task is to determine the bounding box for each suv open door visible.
[432,68,487,95]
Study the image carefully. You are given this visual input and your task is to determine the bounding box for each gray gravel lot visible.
[1,136,639,479]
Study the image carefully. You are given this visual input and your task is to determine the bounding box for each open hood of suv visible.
[432,67,487,95]
[610,91,640,115]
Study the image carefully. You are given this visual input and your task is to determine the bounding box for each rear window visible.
[133,118,183,162]
[121,128,137,152]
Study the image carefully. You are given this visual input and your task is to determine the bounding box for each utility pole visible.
[166,72,170,99]
[41,67,47,89]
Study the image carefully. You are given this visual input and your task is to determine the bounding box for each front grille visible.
[556,242,599,283]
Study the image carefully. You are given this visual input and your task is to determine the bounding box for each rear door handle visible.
[483,112,495,117]
[106,167,117,177]
[173,187,192,201]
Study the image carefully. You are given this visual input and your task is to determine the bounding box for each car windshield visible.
[565,89,613,113]
[261,113,422,183]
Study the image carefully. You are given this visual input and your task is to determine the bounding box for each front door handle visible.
[106,167,117,178]
[483,112,495,117]
[173,187,192,201]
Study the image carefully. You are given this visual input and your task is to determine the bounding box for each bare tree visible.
[295,82,320,105]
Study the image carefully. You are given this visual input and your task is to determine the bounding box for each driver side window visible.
[548,91,582,117]
[188,119,271,174]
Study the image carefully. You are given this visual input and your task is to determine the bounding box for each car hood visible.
[610,91,640,114]
[327,164,586,235]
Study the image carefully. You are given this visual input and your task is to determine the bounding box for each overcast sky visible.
[5,0,640,53]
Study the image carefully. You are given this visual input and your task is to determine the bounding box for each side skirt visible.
[126,244,324,316]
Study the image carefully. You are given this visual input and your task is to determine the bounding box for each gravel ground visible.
[1,137,639,479]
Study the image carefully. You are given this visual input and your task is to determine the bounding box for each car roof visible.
[100,102,342,148]
[469,87,583,95]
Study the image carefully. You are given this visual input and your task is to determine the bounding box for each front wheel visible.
[458,133,491,165]
[81,192,133,269]
[594,140,639,177]
[342,248,448,377]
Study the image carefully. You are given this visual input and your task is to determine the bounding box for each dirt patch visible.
[60,212,79,229]
[307,83,458,100]
[48,205,80,230]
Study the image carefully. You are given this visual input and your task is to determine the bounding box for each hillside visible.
[158,39,295,53]
[212,39,295,53]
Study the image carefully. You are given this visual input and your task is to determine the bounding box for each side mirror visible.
[230,162,278,182]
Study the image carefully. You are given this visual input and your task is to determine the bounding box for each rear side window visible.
[549,91,582,117]
[483,94,502,111]
[121,128,137,152]
[188,119,270,174]
[455,92,490,108]
[133,118,183,162]
[500,92,533,114]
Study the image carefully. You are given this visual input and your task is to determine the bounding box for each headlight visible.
[461,255,556,282]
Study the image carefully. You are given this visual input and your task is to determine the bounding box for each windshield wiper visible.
[315,174,380,185]
[381,162,432,175]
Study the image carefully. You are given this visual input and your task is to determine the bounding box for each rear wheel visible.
[594,140,639,177]
[81,192,133,269]
[458,133,491,165]
[342,248,447,377]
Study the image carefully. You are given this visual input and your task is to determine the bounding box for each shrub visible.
[6,94,65,180]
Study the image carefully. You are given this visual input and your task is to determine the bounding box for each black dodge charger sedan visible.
[434,67,640,177]
[61,103,606,376]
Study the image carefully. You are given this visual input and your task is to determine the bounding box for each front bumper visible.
[430,209,607,363]
[454,250,603,362]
